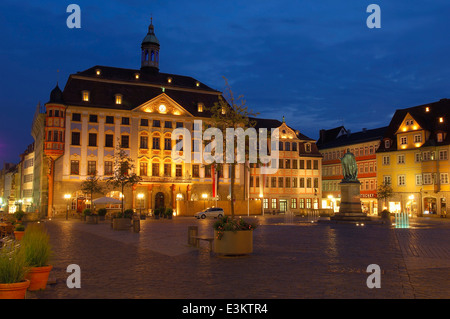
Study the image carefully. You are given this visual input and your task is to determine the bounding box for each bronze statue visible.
[340,149,358,182]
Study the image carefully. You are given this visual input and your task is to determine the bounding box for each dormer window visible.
[82,90,90,102]
[385,139,391,149]
[95,69,101,76]
[439,117,444,123]
[115,94,123,105]
[437,133,443,143]
[305,143,311,153]
[196,81,200,87]
[198,103,204,112]
[426,106,430,112]
[134,73,140,80]
[167,77,172,84]
[221,106,226,115]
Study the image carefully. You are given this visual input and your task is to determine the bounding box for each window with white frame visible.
[384,140,390,148]
[398,175,406,186]
[440,173,449,184]
[382,156,390,165]
[415,174,422,185]
[423,173,432,185]
[414,134,422,143]
[400,136,407,145]
[397,154,405,164]
[439,150,448,160]
[414,152,421,163]
[383,175,391,185]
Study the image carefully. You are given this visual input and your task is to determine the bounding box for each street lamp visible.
[202,193,208,209]
[137,193,144,218]
[259,193,264,215]
[64,194,71,220]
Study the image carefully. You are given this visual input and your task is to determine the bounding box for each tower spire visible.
[141,17,160,73]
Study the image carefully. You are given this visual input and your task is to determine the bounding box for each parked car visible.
[194,207,224,219]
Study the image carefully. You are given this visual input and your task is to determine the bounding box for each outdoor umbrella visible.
[92,196,124,204]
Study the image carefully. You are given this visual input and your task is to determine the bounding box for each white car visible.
[194,207,224,219]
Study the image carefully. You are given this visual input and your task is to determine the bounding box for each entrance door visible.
[155,192,165,210]
[279,200,287,212]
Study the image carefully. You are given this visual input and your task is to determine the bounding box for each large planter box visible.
[23,212,39,222]
[213,230,253,256]
[85,215,98,224]
[113,218,131,230]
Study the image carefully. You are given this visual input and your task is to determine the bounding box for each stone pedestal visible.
[331,181,371,221]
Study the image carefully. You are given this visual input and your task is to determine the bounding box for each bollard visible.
[133,214,140,233]
[188,226,198,246]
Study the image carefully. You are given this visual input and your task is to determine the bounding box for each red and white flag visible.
[212,164,218,198]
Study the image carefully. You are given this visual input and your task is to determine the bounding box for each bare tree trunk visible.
[230,163,235,219]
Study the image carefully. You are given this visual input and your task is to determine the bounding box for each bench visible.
[192,236,214,251]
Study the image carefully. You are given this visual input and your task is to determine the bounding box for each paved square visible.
[26,215,450,299]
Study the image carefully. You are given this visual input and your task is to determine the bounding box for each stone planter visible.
[85,215,98,224]
[213,230,253,256]
[112,218,132,230]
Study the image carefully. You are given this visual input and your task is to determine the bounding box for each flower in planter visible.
[213,216,258,240]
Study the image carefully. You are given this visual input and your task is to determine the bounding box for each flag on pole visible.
[212,164,217,198]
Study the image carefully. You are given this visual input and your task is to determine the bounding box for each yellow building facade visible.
[376,99,450,217]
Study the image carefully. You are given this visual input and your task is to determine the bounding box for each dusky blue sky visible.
[1,0,449,164]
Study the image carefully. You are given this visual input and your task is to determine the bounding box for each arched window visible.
[144,50,149,61]
[151,51,155,61]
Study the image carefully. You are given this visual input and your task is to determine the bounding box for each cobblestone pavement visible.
[25,215,450,299]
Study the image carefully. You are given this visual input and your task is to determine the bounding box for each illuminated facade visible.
[249,120,323,214]
[317,126,386,215]
[376,99,450,217]
[31,20,316,218]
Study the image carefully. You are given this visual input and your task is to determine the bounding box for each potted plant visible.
[153,208,160,220]
[14,211,25,223]
[213,216,258,256]
[21,223,53,291]
[166,208,173,220]
[97,208,107,221]
[112,209,133,230]
[83,209,98,224]
[0,242,30,299]
[14,224,25,241]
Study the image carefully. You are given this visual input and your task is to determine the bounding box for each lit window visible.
[425,106,430,112]
[95,69,101,75]
[198,103,204,112]
[221,106,226,115]
[82,91,90,102]
[439,117,444,123]
[437,133,443,143]
[167,77,172,84]
[135,73,140,79]
[115,94,122,105]
[196,81,200,87]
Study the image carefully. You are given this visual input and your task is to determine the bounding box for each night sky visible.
[1,0,449,165]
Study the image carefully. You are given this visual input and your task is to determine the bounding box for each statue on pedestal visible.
[340,149,358,182]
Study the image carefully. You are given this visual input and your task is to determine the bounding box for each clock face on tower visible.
[158,104,166,113]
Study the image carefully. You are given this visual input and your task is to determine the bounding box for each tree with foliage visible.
[80,171,104,213]
[206,78,259,219]
[377,180,393,210]
[106,142,142,213]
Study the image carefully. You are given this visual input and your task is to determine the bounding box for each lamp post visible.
[64,194,71,220]
[259,193,264,215]
[202,193,208,209]
[137,193,144,218]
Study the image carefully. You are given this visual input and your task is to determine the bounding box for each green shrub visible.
[83,209,92,216]
[14,211,25,221]
[15,224,25,231]
[165,208,173,216]
[21,223,52,267]
[123,209,134,219]
[0,242,28,284]
[97,208,107,216]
